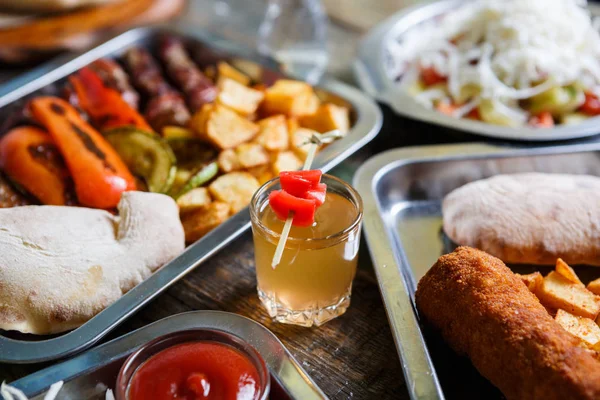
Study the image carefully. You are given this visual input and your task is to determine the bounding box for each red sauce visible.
[128,342,262,400]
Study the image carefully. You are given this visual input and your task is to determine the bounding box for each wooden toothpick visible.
[271,130,343,268]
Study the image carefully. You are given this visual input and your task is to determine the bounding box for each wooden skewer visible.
[271,130,342,268]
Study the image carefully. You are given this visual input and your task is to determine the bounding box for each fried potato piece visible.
[176,187,212,214]
[188,103,214,136]
[208,172,260,214]
[261,80,319,117]
[217,78,264,116]
[235,143,269,169]
[290,126,319,161]
[517,272,544,293]
[192,105,259,150]
[534,271,600,320]
[181,201,231,243]
[217,61,251,86]
[588,278,600,296]
[299,103,350,134]
[271,151,302,175]
[556,258,584,287]
[254,115,289,151]
[246,164,273,185]
[555,309,600,347]
[217,149,241,173]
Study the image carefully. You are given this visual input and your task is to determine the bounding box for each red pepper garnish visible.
[269,190,317,227]
[271,170,326,226]
[420,66,447,87]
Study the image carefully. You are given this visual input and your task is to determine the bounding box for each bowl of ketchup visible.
[116,329,270,400]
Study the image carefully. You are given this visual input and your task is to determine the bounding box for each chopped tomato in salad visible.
[269,170,327,227]
[528,111,554,128]
[580,92,600,116]
[420,66,447,87]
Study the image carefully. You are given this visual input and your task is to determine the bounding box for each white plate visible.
[354,0,600,141]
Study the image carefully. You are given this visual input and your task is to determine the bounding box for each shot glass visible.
[250,174,363,327]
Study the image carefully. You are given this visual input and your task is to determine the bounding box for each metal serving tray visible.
[9,311,327,399]
[0,25,382,364]
[354,142,600,399]
[354,0,600,141]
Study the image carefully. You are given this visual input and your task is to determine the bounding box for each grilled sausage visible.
[123,47,191,131]
[159,36,217,111]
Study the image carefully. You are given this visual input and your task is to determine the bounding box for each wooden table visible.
[0,1,473,398]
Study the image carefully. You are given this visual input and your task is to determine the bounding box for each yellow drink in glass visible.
[250,174,363,327]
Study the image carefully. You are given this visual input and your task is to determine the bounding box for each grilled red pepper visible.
[69,67,152,132]
[0,126,76,205]
[29,96,136,209]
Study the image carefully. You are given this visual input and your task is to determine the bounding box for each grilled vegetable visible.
[29,96,136,209]
[173,162,218,198]
[123,47,191,131]
[0,126,75,205]
[89,58,140,110]
[167,138,218,170]
[70,67,151,131]
[104,128,176,193]
[159,36,217,111]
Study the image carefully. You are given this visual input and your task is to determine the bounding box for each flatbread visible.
[442,173,600,266]
[0,191,184,334]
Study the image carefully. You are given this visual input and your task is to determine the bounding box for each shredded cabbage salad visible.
[387,0,600,127]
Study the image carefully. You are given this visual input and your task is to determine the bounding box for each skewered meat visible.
[90,58,140,110]
[159,36,217,111]
[123,47,191,131]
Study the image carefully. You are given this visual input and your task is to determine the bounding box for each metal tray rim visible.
[354,0,600,142]
[0,23,382,364]
[353,141,600,400]
[10,310,328,399]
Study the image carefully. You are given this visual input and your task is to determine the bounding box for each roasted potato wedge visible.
[181,201,231,243]
[271,150,302,175]
[534,271,600,320]
[290,126,319,161]
[217,78,264,116]
[217,149,241,173]
[261,80,319,117]
[588,278,600,296]
[517,272,544,293]
[254,115,289,151]
[556,258,584,287]
[299,103,350,134]
[217,61,251,86]
[236,143,269,168]
[555,309,600,347]
[188,103,214,136]
[246,164,274,185]
[177,187,212,214]
[208,172,260,214]
[192,105,259,150]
